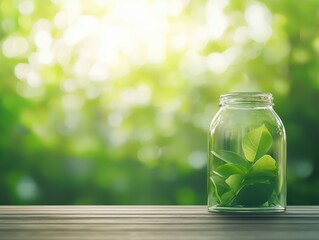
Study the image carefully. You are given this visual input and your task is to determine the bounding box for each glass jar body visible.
[208,94,286,212]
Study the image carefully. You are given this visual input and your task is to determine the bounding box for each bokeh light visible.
[1,0,319,205]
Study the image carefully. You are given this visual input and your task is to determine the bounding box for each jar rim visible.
[220,92,273,107]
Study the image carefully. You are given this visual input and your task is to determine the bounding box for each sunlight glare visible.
[205,0,229,40]
[245,3,272,42]
[18,0,35,15]
[14,63,32,80]
[88,63,109,82]
[207,52,228,74]
[2,36,29,57]
[26,71,42,88]
[35,30,52,49]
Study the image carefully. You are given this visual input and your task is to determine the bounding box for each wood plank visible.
[0,205,318,213]
[0,206,319,240]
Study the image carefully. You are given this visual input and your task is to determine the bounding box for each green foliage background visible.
[0,0,319,205]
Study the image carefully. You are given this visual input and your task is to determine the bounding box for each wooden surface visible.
[0,206,319,240]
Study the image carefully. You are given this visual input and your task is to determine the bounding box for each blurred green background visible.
[0,0,318,205]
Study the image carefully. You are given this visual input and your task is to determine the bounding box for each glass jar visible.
[208,92,286,212]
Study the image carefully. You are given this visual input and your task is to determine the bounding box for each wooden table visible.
[0,206,318,239]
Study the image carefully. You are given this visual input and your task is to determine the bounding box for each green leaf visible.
[225,174,244,193]
[210,175,230,202]
[246,155,277,179]
[232,155,277,207]
[242,124,273,162]
[236,182,275,206]
[211,150,250,169]
[213,163,247,178]
[268,191,280,206]
[242,176,273,187]
[220,191,235,205]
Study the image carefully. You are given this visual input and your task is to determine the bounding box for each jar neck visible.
[219,92,273,108]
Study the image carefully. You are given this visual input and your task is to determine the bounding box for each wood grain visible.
[0,206,318,240]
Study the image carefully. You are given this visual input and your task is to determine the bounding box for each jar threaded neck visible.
[219,92,273,107]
